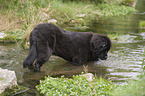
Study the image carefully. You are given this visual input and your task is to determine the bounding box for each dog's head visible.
[90,34,112,60]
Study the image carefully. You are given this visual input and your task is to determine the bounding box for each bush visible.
[36,74,118,96]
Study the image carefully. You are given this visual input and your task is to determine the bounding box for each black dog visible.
[23,23,112,71]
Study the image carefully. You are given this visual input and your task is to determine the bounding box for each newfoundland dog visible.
[23,23,112,71]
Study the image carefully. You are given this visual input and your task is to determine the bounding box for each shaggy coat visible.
[23,23,112,71]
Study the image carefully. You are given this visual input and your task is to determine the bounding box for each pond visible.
[1,1,145,96]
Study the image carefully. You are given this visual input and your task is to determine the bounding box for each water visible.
[1,1,145,96]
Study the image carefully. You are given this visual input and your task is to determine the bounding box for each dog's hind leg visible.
[23,29,38,68]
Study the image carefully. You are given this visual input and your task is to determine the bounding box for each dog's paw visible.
[23,60,33,68]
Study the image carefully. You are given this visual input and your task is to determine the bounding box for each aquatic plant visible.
[36,74,118,96]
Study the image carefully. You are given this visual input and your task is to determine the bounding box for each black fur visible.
[23,23,112,71]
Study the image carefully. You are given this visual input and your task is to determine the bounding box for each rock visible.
[140,32,145,39]
[76,14,86,18]
[0,33,6,39]
[48,19,57,23]
[83,73,94,82]
[0,68,18,94]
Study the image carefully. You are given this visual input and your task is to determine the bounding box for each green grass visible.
[0,0,137,28]
[96,4,137,16]
[140,21,145,28]
[36,74,118,96]
[0,0,137,43]
[47,1,97,24]
[111,76,145,96]
[108,33,120,40]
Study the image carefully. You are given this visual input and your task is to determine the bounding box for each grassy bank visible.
[36,73,145,96]
[0,0,137,43]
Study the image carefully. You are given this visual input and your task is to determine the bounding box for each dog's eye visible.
[100,44,105,49]
[102,44,106,47]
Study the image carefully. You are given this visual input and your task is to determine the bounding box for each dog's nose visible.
[101,56,107,60]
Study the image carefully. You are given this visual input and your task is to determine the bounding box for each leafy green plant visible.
[36,74,118,96]
[108,33,120,40]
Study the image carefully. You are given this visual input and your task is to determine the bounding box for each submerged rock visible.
[140,32,145,39]
[0,68,18,94]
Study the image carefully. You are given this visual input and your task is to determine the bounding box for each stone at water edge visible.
[0,68,18,94]
[82,73,94,82]
[0,33,6,38]
[48,19,57,23]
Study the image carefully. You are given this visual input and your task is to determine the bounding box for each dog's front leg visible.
[34,53,51,72]
[34,40,53,72]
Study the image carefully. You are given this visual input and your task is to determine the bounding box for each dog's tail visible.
[23,29,38,68]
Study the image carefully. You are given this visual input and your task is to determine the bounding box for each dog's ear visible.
[37,27,56,53]
[48,34,56,51]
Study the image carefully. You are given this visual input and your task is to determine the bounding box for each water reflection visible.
[136,0,145,13]
[87,15,140,34]
[97,41,145,82]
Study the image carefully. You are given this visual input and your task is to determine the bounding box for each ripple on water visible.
[94,43,144,82]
